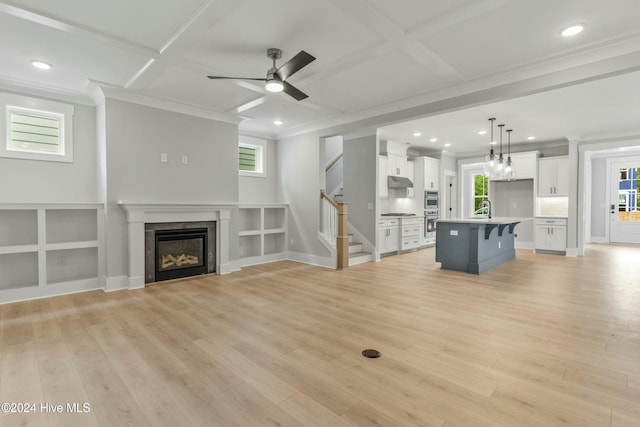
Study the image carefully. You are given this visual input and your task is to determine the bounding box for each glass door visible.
[610,160,640,244]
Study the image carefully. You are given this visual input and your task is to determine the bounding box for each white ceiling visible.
[1,0,640,152]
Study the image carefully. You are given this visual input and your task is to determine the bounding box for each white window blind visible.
[239,145,257,171]
[8,108,63,155]
[1,91,74,163]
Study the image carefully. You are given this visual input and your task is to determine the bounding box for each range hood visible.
[388,176,414,189]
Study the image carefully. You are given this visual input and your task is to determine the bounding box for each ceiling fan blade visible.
[282,81,309,101]
[275,50,316,81]
[207,76,266,81]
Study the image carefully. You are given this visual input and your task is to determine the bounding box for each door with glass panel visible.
[610,159,640,244]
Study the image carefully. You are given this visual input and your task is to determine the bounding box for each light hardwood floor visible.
[1,244,640,426]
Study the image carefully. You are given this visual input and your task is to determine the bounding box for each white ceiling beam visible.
[124,0,244,90]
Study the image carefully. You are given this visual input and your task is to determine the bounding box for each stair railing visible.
[320,190,349,270]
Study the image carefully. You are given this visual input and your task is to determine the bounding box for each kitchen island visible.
[436,217,523,274]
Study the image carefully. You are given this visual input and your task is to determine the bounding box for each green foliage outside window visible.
[473,174,489,211]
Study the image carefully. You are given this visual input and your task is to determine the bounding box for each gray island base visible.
[435,218,522,274]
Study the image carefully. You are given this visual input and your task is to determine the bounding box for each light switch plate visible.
[160,153,167,163]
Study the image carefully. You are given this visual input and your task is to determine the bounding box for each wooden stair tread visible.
[349,251,371,258]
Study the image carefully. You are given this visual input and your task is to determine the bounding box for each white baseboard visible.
[589,236,608,243]
[237,253,287,268]
[566,247,581,257]
[219,261,241,274]
[104,275,129,292]
[0,278,100,305]
[287,251,336,269]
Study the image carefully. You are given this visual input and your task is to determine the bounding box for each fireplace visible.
[144,221,216,283]
[155,228,207,281]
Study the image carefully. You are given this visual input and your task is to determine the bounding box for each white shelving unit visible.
[238,204,287,266]
[0,204,103,303]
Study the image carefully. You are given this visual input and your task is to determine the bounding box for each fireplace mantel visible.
[118,201,235,288]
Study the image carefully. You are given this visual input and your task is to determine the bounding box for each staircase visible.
[348,234,373,266]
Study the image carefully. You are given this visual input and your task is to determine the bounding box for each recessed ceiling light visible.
[31,60,52,70]
[478,130,487,135]
[413,132,421,137]
[527,136,536,140]
[273,120,283,125]
[429,138,438,142]
[490,141,497,145]
[444,143,451,147]
[561,24,584,37]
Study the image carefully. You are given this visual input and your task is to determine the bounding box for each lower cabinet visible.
[377,219,399,253]
[400,217,422,251]
[534,218,567,252]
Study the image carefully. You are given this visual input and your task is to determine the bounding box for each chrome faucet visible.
[481,199,492,219]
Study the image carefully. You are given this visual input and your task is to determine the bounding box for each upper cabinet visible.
[406,160,415,198]
[490,151,538,181]
[538,157,569,196]
[419,156,439,191]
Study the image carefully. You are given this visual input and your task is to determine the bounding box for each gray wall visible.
[0,102,98,203]
[278,131,330,259]
[102,98,239,278]
[239,135,280,204]
[343,134,377,244]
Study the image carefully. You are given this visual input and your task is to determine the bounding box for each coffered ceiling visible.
[1,0,640,151]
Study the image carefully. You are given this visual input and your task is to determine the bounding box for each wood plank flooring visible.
[1,244,640,426]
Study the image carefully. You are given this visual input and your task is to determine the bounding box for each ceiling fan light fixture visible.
[265,79,284,93]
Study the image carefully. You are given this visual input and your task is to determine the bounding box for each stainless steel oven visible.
[424,191,438,245]
[424,191,438,210]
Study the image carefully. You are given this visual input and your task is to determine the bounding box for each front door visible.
[610,158,640,244]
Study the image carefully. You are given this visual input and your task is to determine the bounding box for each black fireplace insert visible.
[154,228,208,282]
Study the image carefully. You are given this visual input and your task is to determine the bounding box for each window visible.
[0,92,74,163]
[238,136,266,177]
[473,173,489,214]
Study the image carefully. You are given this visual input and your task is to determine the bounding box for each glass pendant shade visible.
[484,120,517,180]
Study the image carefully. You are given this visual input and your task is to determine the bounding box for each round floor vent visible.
[362,349,381,358]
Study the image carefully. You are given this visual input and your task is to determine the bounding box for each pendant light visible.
[505,129,515,181]
[483,118,496,177]
[496,124,505,178]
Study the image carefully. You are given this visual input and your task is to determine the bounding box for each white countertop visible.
[438,217,529,225]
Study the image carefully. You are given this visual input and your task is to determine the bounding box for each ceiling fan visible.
[207,48,315,101]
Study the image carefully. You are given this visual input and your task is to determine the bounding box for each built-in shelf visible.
[238,204,288,267]
[0,204,103,303]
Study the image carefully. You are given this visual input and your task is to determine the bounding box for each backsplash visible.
[537,197,569,217]
[379,192,420,215]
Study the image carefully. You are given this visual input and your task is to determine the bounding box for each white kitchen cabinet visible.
[406,160,415,198]
[420,156,439,191]
[538,157,569,196]
[377,219,399,253]
[534,218,567,252]
[400,217,422,251]
[491,151,538,181]
[378,156,388,197]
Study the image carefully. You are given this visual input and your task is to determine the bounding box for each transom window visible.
[8,107,63,155]
[238,136,266,177]
[1,91,74,163]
